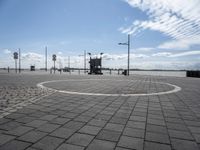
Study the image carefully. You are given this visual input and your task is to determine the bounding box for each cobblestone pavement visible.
[0,73,200,150]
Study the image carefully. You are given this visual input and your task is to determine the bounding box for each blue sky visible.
[0,0,200,69]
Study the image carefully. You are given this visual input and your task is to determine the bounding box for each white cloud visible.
[122,0,200,49]
[58,51,63,55]
[169,50,200,57]
[152,52,172,57]
[3,49,11,54]
[158,36,200,49]
[21,52,43,62]
[135,47,154,52]
[102,53,149,61]
[152,50,200,57]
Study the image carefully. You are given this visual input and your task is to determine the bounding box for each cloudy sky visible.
[0,0,200,70]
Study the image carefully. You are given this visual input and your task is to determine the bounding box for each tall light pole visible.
[52,54,56,74]
[84,50,86,74]
[45,46,47,71]
[100,52,104,74]
[18,48,21,73]
[88,53,91,74]
[118,34,130,76]
[13,52,18,73]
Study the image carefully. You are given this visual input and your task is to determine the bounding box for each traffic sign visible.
[52,54,56,61]
[13,52,18,59]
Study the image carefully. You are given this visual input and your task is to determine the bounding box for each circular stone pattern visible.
[37,79,181,96]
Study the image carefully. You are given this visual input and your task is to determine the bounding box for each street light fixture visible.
[118,34,130,76]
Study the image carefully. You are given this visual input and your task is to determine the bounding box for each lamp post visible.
[52,54,56,74]
[100,52,104,74]
[13,52,18,73]
[45,46,47,71]
[118,34,130,76]
[88,53,91,74]
[18,48,21,73]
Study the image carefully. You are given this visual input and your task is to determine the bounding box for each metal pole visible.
[84,50,86,74]
[19,48,21,73]
[128,34,130,76]
[45,46,47,71]
[15,59,17,73]
[68,56,70,74]
[54,61,55,74]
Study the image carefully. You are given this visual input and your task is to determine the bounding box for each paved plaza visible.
[0,73,200,150]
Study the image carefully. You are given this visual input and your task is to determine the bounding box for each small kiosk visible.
[88,58,103,75]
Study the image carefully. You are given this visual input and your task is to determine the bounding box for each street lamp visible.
[118,34,130,76]
[100,53,104,74]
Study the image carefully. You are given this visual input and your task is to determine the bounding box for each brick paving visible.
[0,73,200,150]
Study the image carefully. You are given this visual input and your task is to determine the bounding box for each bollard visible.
[8,67,9,73]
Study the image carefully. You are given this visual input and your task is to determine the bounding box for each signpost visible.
[52,54,56,74]
[13,52,18,73]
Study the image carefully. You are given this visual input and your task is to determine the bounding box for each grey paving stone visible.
[145,132,170,144]
[32,136,64,150]
[104,123,124,132]
[0,140,31,150]
[147,118,166,126]
[79,125,101,135]
[115,147,131,150]
[18,130,47,143]
[74,115,92,123]
[193,134,200,143]
[66,133,94,147]
[146,124,168,134]
[0,121,22,130]
[0,118,11,125]
[168,129,194,140]
[123,127,145,138]
[126,121,146,130]
[57,143,84,150]
[26,120,48,128]
[37,123,60,133]
[0,134,16,145]
[88,119,107,127]
[95,114,112,121]
[110,117,128,125]
[50,127,75,139]
[171,138,199,150]
[62,112,79,119]
[16,116,37,123]
[166,122,188,131]
[144,141,171,150]
[96,129,121,142]
[86,139,116,150]
[50,117,71,125]
[5,113,26,120]
[188,126,200,134]
[118,135,144,150]
[5,126,33,136]
[63,121,85,131]
[129,115,146,122]
[25,147,38,150]
[39,114,58,121]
